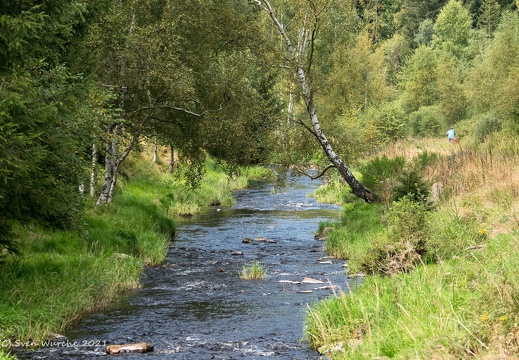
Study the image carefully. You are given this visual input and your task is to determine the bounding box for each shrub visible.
[360,155,406,202]
[392,168,430,203]
[371,103,409,143]
[413,150,439,170]
[473,112,502,143]
[358,197,428,276]
[409,106,445,137]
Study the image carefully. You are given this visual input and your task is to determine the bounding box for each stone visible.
[301,277,325,284]
[106,342,153,354]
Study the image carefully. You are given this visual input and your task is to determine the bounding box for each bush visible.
[413,150,439,170]
[473,112,502,143]
[360,155,406,202]
[392,168,430,203]
[409,106,445,137]
[371,103,409,143]
[358,197,428,276]
[0,221,19,265]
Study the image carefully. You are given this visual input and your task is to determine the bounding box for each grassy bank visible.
[0,154,270,357]
[306,136,519,358]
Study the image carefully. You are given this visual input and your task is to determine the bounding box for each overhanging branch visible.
[292,164,336,180]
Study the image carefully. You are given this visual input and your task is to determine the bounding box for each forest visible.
[1,0,518,254]
[1,0,519,358]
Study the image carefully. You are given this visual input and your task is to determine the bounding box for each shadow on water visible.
[19,175,357,359]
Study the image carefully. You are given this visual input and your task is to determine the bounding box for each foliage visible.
[409,105,445,136]
[359,155,406,202]
[392,168,431,202]
[370,102,409,143]
[478,0,502,35]
[473,111,503,143]
[306,233,519,358]
[358,197,429,276]
[324,200,385,264]
[399,45,439,112]
[0,152,265,347]
[0,1,104,254]
[466,11,519,133]
[432,0,474,61]
[415,18,435,46]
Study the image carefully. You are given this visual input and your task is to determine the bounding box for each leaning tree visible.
[251,0,377,202]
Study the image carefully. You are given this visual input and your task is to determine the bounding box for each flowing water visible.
[20,175,355,359]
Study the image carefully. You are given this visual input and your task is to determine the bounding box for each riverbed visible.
[20,175,354,359]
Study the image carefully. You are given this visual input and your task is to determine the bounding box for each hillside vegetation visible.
[306,135,519,358]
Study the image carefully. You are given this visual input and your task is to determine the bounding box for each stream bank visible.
[18,175,353,359]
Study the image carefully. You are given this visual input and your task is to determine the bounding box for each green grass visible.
[305,231,519,359]
[0,155,270,354]
[323,200,386,273]
[240,260,267,280]
[0,351,15,359]
[305,138,519,358]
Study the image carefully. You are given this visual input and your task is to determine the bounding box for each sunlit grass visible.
[0,150,271,352]
[240,260,267,280]
[306,136,519,358]
[306,232,519,358]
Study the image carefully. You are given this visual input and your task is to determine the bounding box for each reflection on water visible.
[19,175,354,359]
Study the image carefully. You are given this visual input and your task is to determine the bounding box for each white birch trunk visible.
[153,136,158,163]
[90,143,97,197]
[255,0,377,202]
[96,124,115,205]
[107,124,122,202]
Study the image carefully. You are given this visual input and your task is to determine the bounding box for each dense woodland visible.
[1,0,519,258]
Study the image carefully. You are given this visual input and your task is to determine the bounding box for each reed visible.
[240,260,267,280]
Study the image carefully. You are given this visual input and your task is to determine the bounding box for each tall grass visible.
[324,200,385,272]
[306,232,519,358]
[305,136,519,358]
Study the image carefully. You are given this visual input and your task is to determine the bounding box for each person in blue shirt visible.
[446,127,456,143]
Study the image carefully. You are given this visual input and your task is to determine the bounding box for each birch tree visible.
[252,0,377,202]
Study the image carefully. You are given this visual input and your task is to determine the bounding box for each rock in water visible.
[106,342,154,354]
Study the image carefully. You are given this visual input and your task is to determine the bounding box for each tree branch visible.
[292,164,336,180]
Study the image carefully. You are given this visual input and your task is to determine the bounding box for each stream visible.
[20,175,355,359]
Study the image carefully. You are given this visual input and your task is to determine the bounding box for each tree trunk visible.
[107,123,123,202]
[168,144,175,173]
[255,0,377,203]
[152,136,158,163]
[97,83,132,205]
[96,125,115,204]
[90,143,97,197]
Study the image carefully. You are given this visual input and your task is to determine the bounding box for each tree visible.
[478,0,501,35]
[432,0,473,61]
[466,11,519,131]
[399,45,439,112]
[252,0,377,202]
[85,0,280,201]
[395,0,448,48]
[0,1,107,256]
